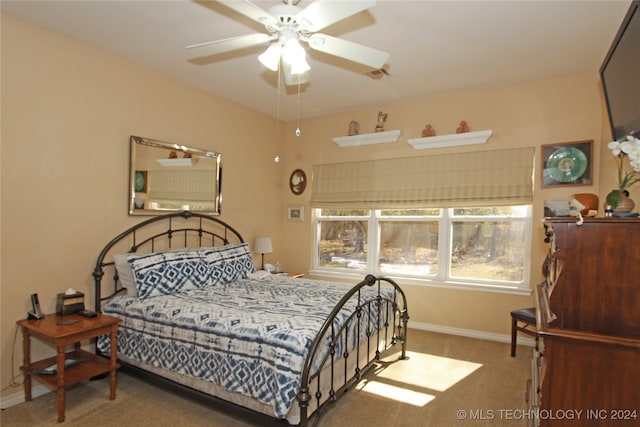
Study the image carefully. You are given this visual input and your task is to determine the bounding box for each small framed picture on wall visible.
[541,140,592,187]
[288,206,304,221]
[543,200,570,217]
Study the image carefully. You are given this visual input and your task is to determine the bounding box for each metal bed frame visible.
[92,211,409,427]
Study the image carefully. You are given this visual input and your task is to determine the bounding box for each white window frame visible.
[310,206,532,296]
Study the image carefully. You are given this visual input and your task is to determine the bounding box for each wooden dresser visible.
[532,218,640,426]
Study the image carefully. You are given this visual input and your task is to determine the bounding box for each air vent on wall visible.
[368,68,390,79]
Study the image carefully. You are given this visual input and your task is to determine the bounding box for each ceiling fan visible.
[187,0,390,85]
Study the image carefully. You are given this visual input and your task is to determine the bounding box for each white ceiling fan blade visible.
[187,33,276,58]
[307,33,389,69]
[216,0,278,27]
[296,0,376,32]
[297,0,376,32]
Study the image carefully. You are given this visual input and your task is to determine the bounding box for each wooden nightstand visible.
[17,313,121,422]
[286,272,304,278]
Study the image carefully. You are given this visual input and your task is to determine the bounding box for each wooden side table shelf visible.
[17,313,121,422]
[284,272,304,278]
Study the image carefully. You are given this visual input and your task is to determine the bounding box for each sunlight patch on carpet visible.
[377,351,482,392]
[356,380,436,406]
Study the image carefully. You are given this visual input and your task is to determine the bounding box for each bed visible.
[92,212,409,426]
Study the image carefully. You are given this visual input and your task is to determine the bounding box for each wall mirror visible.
[129,135,222,216]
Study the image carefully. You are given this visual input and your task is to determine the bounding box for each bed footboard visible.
[297,274,409,427]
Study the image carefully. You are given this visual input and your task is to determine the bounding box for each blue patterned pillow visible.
[200,243,255,286]
[128,250,209,299]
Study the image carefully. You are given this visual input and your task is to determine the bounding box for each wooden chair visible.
[510,307,537,357]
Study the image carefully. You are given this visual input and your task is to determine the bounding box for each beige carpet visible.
[1,329,531,426]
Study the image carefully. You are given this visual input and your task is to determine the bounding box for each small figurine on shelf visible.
[348,120,360,136]
[183,152,192,158]
[168,150,178,158]
[421,124,436,137]
[456,120,470,133]
[375,111,388,132]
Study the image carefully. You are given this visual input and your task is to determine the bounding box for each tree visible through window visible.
[314,206,531,289]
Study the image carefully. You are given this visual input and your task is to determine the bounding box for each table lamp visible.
[254,236,273,270]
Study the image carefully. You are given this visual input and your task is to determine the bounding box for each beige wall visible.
[0,15,282,398]
[276,72,619,335]
[1,13,626,402]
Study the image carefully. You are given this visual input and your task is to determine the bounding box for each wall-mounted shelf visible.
[157,158,198,167]
[333,130,401,148]
[407,130,493,150]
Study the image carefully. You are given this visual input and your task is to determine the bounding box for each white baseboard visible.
[1,383,51,410]
[408,320,536,347]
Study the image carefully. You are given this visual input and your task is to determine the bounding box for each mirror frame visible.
[129,135,222,216]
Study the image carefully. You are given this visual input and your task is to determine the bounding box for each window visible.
[313,206,531,292]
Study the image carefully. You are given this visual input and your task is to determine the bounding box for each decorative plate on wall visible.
[541,140,592,187]
[290,169,306,195]
[134,170,147,193]
[545,147,587,183]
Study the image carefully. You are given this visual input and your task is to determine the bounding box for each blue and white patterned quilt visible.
[99,275,392,418]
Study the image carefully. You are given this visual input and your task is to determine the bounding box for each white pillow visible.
[248,270,274,280]
[113,254,139,297]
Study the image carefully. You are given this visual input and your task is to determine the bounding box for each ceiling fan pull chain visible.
[296,76,301,137]
[275,64,282,162]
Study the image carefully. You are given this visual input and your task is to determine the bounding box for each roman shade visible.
[148,169,217,202]
[310,147,534,209]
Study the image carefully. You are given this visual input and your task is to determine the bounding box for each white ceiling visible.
[1,0,632,122]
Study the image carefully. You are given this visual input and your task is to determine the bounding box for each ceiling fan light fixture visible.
[282,63,309,85]
[259,44,282,71]
[189,0,388,86]
[282,38,306,65]
[290,57,310,75]
[281,38,309,75]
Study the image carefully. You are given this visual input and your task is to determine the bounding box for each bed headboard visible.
[92,211,244,311]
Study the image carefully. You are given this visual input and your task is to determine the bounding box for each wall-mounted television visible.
[599,0,640,142]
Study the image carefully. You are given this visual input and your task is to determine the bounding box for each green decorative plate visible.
[134,171,146,192]
[546,147,587,183]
